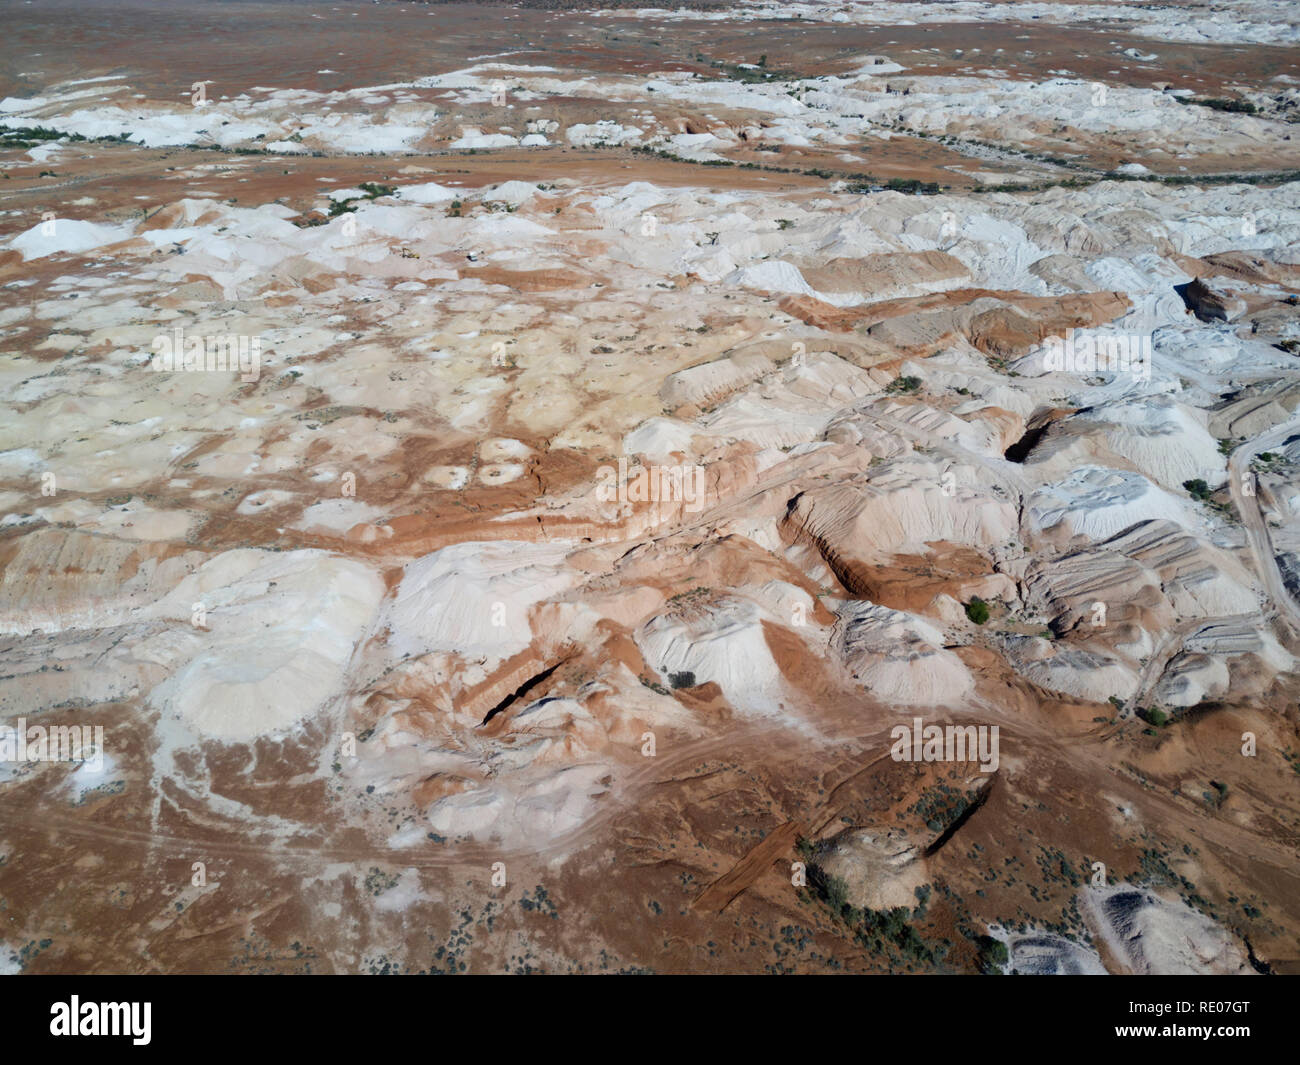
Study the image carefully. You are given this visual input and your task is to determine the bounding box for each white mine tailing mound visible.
[833,601,974,707]
[1184,617,1294,664]
[723,259,872,308]
[703,391,844,452]
[659,348,776,410]
[998,931,1108,976]
[623,417,697,460]
[635,596,793,715]
[9,218,136,261]
[1060,397,1228,491]
[1156,617,1294,707]
[1102,520,1261,618]
[1024,549,1170,632]
[426,762,613,845]
[806,213,904,261]
[383,540,577,666]
[482,180,540,207]
[506,695,605,756]
[1155,654,1232,708]
[1083,885,1253,975]
[788,349,884,402]
[824,413,917,461]
[395,181,460,204]
[1027,466,1202,542]
[1003,635,1140,703]
[146,549,386,742]
[700,349,882,450]
[868,395,1016,458]
[787,458,1020,565]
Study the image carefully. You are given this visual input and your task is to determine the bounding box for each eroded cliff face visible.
[1,0,1299,974]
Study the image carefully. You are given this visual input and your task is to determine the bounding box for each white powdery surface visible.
[485,180,540,207]
[1069,397,1227,490]
[789,458,1019,564]
[1028,466,1201,541]
[146,549,385,741]
[725,260,816,298]
[635,597,788,714]
[699,352,881,452]
[1083,885,1254,975]
[1155,618,1294,707]
[9,218,135,261]
[383,540,577,664]
[1104,520,1260,618]
[833,601,974,707]
[1022,548,1168,633]
[395,181,460,204]
[448,128,517,149]
[1155,654,1232,708]
[623,417,697,460]
[990,927,1108,975]
[427,762,612,843]
[1003,635,1140,703]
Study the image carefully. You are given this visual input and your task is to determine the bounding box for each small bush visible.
[974,934,1008,974]
[1180,96,1258,115]
[965,598,990,625]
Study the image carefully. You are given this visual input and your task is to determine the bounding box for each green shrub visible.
[965,598,990,625]
[974,934,1008,974]
[887,375,922,394]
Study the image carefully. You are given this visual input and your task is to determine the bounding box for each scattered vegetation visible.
[667,585,713,605]
[972,934,1008,974]
[846,177,941,196]
[638,673,670,696]
[886,374,922,394]
[1138,706,1169,727]
[363,867,399,897]
[805,865,941,968]
[327,181,396,217]
[911,783,974,835]
[1177,96,1258,115]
